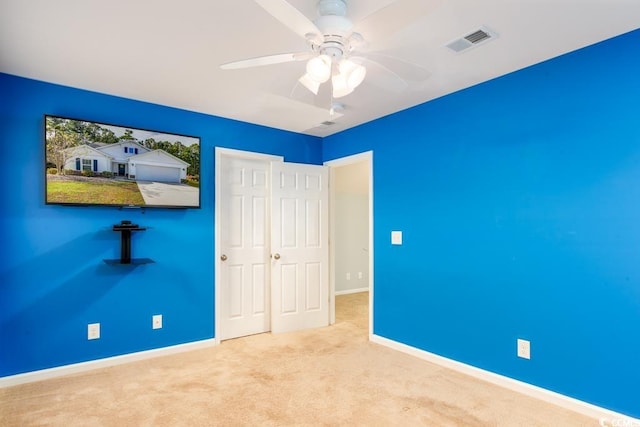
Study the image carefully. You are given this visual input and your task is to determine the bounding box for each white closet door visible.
[219,156,271,340]
[270,161,329,333]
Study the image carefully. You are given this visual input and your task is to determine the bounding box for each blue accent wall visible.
[0,73,322,376]
[324,29,640,418]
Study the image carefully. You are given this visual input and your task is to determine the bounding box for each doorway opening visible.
[326,151,373,337]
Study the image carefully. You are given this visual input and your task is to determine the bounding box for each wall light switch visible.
[517,339,530,359]
[88,323,100,340]
[391,231,403,245]
[152,314,163,330]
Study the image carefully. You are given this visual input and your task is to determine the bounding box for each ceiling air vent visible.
[446,26,497,53]
[465,29,491,44]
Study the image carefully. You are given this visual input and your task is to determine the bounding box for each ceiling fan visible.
[220,0,437,100]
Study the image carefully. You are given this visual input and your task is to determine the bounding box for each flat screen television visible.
[44,115,200,209]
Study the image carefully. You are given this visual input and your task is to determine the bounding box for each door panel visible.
[228,265,243,317]
[281,198,297,247]
[229,195,244,247]
[252,264,266,313]
[281,264,298,314]
[219,157,271,340]
[306,199,321,247]
[306,262,322,310]
[271,162,329,333]
[252,197,266,246]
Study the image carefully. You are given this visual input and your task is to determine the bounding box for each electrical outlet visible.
[517,339,530,359]
[152,314,163,330]
[358,272,363,279]
[346,272,351,281]
[88,323,100,340]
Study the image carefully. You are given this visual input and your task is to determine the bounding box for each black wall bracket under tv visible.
[104,220,154,265]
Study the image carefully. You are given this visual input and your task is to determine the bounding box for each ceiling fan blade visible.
[220,52,313,70]
[254,0,321,41]
[363,52,431,82]
[353,0,442,46]
[357,56,409,93]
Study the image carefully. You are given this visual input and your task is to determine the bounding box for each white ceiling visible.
[1,0,639,137]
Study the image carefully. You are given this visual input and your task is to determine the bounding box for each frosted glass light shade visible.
[306,55,331,83]
[339,59,366,89]
[299,74,321,95]
[332,73,353,98]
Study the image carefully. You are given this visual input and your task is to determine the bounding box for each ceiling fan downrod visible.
[318,0,347,17]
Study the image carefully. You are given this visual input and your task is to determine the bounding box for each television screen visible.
[45,115,200,208]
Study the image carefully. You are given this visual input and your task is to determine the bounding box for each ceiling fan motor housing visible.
[318,36,347,60]
[313,2,355,62]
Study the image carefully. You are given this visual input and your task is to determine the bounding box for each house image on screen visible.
[63,141,189,183]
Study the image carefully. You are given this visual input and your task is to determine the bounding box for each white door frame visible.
[214,147,283,344]
[324,151,374,338]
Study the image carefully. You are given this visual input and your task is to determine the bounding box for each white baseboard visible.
[370,334,639,423]
[0,338,217,388]
[335,287,369,296]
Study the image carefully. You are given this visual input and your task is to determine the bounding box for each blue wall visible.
[324,29,640,418]
[2,27,640,419]
[0,73,322,376]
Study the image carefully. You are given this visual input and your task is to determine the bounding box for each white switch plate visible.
[346,272,351,280]
[517,339,530,359]
[152,314,163,330]
[358,272,363,279]
[391,231,403,245]
[88,323,100,340]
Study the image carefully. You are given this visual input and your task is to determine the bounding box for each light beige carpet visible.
[0,292,596,426]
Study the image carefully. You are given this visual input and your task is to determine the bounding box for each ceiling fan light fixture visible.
[339,59,366,89]
[299,74,321,95]
[331,73,353,98]
[306,54,332,83]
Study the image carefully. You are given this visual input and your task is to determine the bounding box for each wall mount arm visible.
[104,220,154,265]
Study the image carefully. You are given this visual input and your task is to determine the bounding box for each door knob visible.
[220,254,228,261]
[273,253,281,260]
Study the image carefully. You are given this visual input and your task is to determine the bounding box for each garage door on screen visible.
[136,164,181,183]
